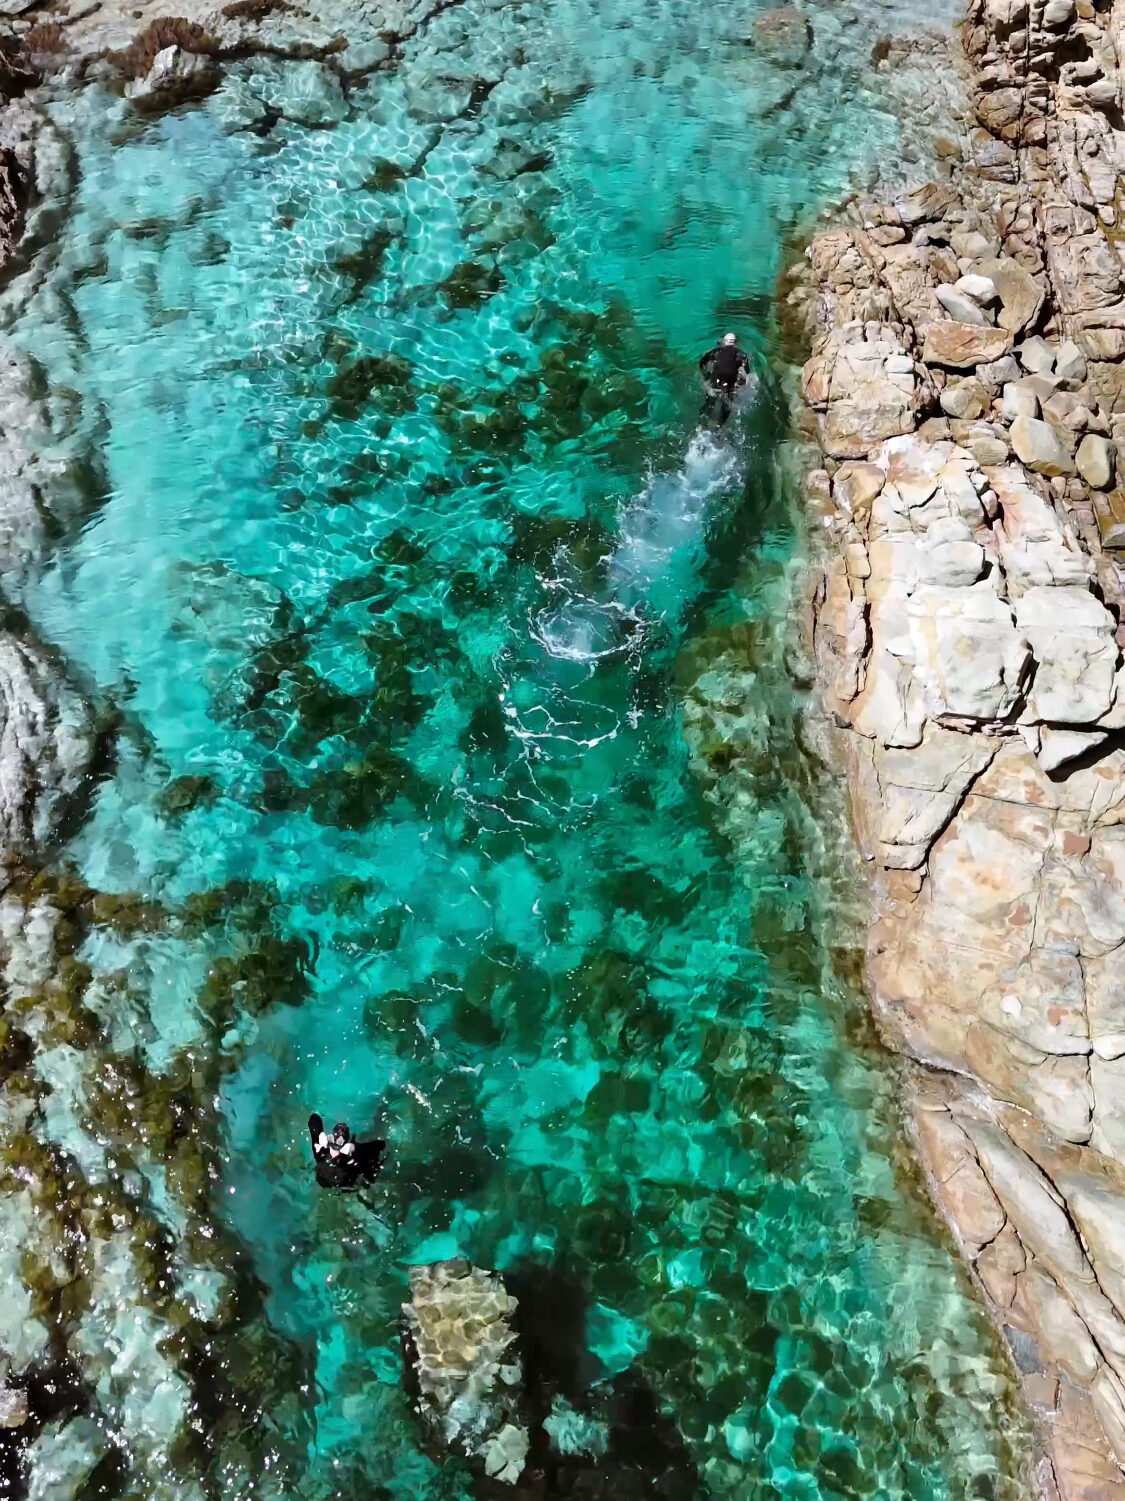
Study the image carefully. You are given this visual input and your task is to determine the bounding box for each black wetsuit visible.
[699,342,751,425]
[308,1113,386,1190]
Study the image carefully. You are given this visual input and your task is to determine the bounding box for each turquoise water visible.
[8,0,1031,1495]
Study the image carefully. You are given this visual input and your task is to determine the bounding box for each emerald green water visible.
[7,0,1031,1494]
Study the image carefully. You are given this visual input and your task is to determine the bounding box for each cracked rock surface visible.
[790,0,1125,1492]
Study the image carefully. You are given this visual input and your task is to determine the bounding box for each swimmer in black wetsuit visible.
[308,1114,386,1190]
[699,332,751,426]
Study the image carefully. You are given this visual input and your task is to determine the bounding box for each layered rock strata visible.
[790,0,1125,1494]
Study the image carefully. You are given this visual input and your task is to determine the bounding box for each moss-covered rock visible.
[155,775,220,821]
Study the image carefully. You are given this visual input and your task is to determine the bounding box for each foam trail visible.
[608,426,743,615]
[531,410,749,670]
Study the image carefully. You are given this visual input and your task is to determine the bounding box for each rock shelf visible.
[790,0,1125,1493]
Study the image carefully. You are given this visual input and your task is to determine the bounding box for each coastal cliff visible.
[789,0,1125,1494]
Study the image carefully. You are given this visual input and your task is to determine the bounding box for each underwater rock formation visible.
[403,1261,527,1483]
[0,628,97,856]
[791,0,1125,1492]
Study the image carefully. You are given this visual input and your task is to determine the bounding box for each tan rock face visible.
[977,255,1046,335]
[923,321,1015,368]
[803,331,922,457]
[800,0,1125,1481]
[1076,433,1115,490]
[1010,414,1077,476]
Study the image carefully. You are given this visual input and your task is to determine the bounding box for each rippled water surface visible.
[9,0,1032,1494]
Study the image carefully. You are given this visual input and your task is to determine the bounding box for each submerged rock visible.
[0,1373,27,1429]
[403,1261,526,1480]
[747,6,813,66]
[243,57,348,126]
[0,630,97,856]
[24,1415,110,1501]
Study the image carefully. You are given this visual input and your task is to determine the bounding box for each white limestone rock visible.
[1002,381,1040,423]
[1042,0,1075,27]
[1018,336,1057,375]
[940,377,989,420]
[990,464,1092,594]
[851,727,1000,868]
[1015,585,1119,724]
[935,285,991,325]
[1037,726,1108,772]
[956,273,999,305]
[1055,339,1088,382]
[125,46,219,110]
[909,581,1030,723]
[803,330,921,458]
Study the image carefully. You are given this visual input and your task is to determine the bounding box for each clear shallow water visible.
[8,0,1030,1494]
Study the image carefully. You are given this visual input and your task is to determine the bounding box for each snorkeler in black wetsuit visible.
[308,1114,386,1190]
[699,332,751,426]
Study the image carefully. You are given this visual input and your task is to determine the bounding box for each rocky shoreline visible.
[788,0,1125,1493]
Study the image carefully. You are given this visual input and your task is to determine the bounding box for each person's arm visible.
[738,351,751,377]
[308,1114,325,1152]
[699,349,714,375]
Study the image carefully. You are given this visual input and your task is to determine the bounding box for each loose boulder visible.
[922,322,1013,368]
[1010,414,1076,476]
[1076,434,1115,490]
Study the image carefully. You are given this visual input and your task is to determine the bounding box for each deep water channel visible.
[7,0,1033,1494]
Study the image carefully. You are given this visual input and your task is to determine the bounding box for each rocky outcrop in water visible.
[403,1261,528,1483]
[791,0,1125,1493]
[0,628,97,854]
